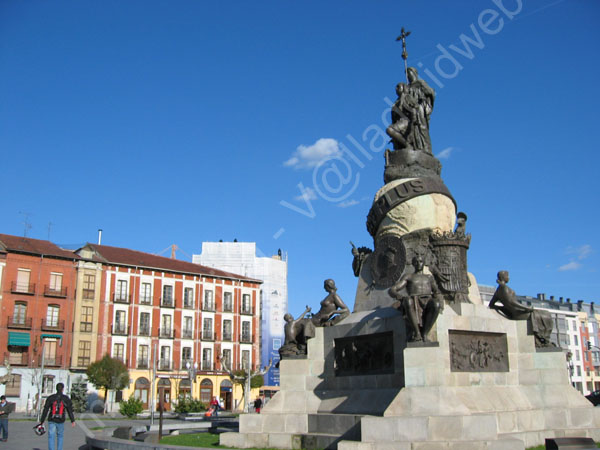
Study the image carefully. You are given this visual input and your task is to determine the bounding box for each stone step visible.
[300,432,360,450]
[307,413,363,438]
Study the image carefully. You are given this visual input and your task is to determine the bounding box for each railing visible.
[160,297,175,308]
[41,319,65,332]
[5,352,28,366]
[137,359,149,369]
[202,303,216,312]
[139,295,152,305]
[222,332,233,341]
[138,326,151,336]
[240,334,253,344]
[41,355,63,367]
[240,306,253,315]
[158,359,172,370]
[44,285,67,297]
[223,304,233,313]
[113,293,130,304]
[181,329,193,339]
[7,316,32,329]
[202,331,216,341]
[159,328,174,339]
[201,361,212,371]
[183,300,194,309]
[11,281,35,295]
[112,324,129,336]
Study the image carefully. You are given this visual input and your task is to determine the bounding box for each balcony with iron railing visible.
[201,361,213,371]
[137,358,149,369]
[159,328,174,339]
[158,359,172,371]
[11,281,35,295]
[222,332,233,341]
[139,295,153,305]
[240,333,253,344]
[240,305,253,315]
[44,285,68,298]
[223,303,233,313]
[40,355,63,367]
[202,331,216,341]
[160,297,175,308]
[112,324,129,336]
[202,302,216,312]
[113,292,130,304]
[138,325,151,336]
[183,296,194,309]
[5,352,28,366]
[41,319,65,332]
[7,316,32,329]
[181,329,194,339]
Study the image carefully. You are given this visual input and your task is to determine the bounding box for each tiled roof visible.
[83,243,261,283]
[0,234,79,260]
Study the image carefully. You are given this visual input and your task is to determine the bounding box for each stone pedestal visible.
[221,303,600,449]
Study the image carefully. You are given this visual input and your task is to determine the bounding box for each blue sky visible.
[1,0,599,316]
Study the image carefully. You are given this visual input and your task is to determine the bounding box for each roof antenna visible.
[19,211,32,237]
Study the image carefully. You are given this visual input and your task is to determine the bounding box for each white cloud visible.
[436,146,454,160]
[566,244,593,260]
[284,138,341,169]
[558,261,582,272]
[294,187,317,202]
[337,199,359,208]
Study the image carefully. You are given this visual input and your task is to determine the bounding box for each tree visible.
[119,396,143,418]
[231,371,264,411]
[70,376,88,413]
[86,355,129,414]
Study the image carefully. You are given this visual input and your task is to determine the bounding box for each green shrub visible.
[173,396,207,413]
[119,396,143,418]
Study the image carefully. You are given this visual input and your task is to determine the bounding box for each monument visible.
[220,32,600,449]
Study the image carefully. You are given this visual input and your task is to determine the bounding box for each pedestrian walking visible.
[210,396,219,417]
[37,383,75,450]
[0,395,12,441]
[253,397,263,414]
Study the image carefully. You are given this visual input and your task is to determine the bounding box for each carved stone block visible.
[334,331,394,376]
[448,330,509,372]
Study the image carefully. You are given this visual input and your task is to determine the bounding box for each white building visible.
[194,242,288,386]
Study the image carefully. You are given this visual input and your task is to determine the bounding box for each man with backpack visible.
[38,383,75,450]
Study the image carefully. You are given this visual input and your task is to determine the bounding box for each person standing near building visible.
[0,395,11,441]
[253,397,263,414]
[38,383,75,450]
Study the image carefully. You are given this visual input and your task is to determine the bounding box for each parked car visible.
[585,390,600,406]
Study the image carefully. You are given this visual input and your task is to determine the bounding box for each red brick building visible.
[0,234,79,410]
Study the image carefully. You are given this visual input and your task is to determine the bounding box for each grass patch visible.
[159,432,293,449]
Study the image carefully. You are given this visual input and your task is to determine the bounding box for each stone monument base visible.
[221,303,600,449]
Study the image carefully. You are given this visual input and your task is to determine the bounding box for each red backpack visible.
[51,397,65,421]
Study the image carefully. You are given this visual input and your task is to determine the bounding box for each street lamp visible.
[185,361,198,399]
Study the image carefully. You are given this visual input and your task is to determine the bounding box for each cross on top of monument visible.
[396,27,411,82]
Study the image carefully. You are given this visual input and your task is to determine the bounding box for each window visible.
[78,340,91,366]
[46,305,60,327]
[202,348,212,370]
[204,290,214,310]
[113,343,125,362]
[574,335,579,346]
[139,312,150,336]
[44,340,57,365]
[49,272,62,290]
[138,345,149,368]
[242,294,251,313]
[83,273,95,299]
[184,288,194,308]
[13,302,27,325]
[577,366,582,376]
[242,321,251,342]
[203,318,213,340]
[183,316,193,339]
[182,346,192,363]
[16,269,31,292]
[115,310,126,334]
[116,280,128,301]
[140,282,152,304]
[222,349,232,370]
[43,375,55,395]
[160,346,171,370]
[81,306,93,332]
[223,292,233,312]
[200,379,213,404]
[162,285,173,305]
[223,320,232,341]
[161,315,172,337]
[576,350,581,361]
[242,350,250,370]
[5,374,21,397]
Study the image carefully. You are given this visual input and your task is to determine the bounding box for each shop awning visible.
[41,334,63,340]
[8,332,30,347]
